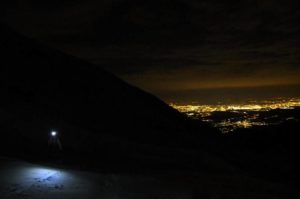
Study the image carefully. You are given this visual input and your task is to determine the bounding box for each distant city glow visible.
[171,98,300,113]
[171,97,300,133]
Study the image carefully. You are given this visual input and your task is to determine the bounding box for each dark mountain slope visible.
[221,110,300,184]
[0,24,221,169]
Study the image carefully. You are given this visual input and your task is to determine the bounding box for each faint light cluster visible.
[217,120,267,133]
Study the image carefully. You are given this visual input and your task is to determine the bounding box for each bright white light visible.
[51,131,57,137]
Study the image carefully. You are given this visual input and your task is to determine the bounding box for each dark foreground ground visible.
[1,157,299,199]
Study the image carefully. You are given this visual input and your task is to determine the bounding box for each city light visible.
[170,98,300,114]
[171,97,300,133]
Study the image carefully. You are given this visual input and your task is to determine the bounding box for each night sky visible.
[1,0,300,103]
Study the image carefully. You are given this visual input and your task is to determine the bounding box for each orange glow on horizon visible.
[170,98,300,113]
[170,97,300,133]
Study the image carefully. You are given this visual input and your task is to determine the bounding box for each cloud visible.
[1,0,300,102]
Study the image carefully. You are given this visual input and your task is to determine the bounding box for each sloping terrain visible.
[0,24,219,168]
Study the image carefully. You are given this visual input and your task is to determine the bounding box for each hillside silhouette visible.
[0,24,221,170]
[222,114,300,184]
